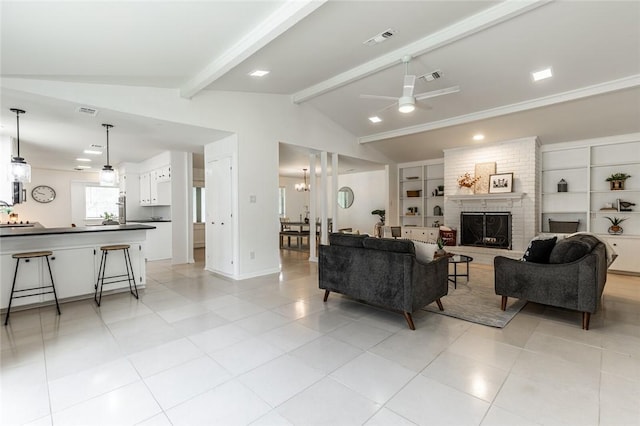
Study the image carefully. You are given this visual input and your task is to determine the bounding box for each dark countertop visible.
[0,223,156,238]
[127,219,172,223]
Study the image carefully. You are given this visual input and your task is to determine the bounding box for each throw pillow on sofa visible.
[549,234,600,264]
[522,236,557,263]
[412,240,438,263]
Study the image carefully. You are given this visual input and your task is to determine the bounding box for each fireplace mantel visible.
[446,192,526,207]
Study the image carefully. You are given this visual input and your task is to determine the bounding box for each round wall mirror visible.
[337,186,354,209]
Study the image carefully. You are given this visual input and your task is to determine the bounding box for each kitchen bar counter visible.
[1,224,154,311]
[0,223,155,238]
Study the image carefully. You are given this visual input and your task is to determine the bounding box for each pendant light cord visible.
[10,108,25,159]
[102,123,113,166]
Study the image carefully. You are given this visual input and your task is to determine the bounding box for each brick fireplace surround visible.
[443,137,540,257]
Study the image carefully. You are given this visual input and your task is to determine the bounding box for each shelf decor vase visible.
[610,180,625,190]
[457,186,474,195]
[608,225,623,235]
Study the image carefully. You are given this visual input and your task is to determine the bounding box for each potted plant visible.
[101,212,119,225]
[371,209,385,238]
[606,173,631,190]
[457,172,480,194]
[435,237,446,256]
[605,216,627,234]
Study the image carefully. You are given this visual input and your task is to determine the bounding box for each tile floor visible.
[1,249,639,425]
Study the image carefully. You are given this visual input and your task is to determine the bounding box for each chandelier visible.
[295,168,310,192]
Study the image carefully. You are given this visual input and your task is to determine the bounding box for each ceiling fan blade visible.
[414,85,460,101]
[402,75,416,98]
[360,94,398,101]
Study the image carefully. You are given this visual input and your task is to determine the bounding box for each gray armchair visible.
[494,234,608,329]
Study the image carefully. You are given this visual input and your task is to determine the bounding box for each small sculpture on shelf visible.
[557,179,568,192]
[617,199,636,212]
[606,173,631,190]
[605,216,627,235]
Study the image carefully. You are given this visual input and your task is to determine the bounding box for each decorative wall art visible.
[489,173,514,193]
[474,162,496,194]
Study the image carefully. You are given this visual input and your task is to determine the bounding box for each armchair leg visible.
[582,312,591,330]
[501,296,507,311]
[403,312,415,330]
[323,290,330,302]
[436,299,444,311]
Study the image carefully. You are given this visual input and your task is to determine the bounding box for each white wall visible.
[336,170,387,235]
[170,151,193,264]
[6,168,100,227]
[279,176,311,222]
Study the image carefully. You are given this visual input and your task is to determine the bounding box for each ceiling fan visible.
[360,55,460,114]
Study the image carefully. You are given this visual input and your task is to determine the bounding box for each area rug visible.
[422,266,526,328]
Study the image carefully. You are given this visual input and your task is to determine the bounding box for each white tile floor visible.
[2,249,640,426]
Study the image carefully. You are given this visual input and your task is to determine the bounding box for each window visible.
[85,186,119,219]
[193,187,205,223]
[279,186,286,217]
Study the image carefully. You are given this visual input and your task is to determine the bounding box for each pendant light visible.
[9,108,31,183]
[99,123,117,186]
[295,168,310,192]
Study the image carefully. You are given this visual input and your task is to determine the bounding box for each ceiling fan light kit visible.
[361,56,459,118]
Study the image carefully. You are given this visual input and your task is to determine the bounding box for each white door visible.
[207,156,234,275]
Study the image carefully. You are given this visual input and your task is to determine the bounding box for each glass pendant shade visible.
[99,165,117,186]
[9,108,30,183]
[10,157,31,183]
[99,123,118,186]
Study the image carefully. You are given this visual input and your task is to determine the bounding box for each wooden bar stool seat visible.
[94,244,139,306]
[5,250,60,326]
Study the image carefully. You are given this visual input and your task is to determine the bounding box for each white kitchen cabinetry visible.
[541,136,640,273]
[0,254,44,308]
[398,159,444,229]
[130,222,172,261]
[140,165,171,206]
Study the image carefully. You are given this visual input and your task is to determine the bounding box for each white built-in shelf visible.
[542,166,588,172]
[590,189,640,194]
[591,211,639,215]
[447,192,526,207]
[591,161,639,168]
[542,191,587,195]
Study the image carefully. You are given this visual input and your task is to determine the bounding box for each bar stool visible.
[5,251,61,326]
[94,244,139,306]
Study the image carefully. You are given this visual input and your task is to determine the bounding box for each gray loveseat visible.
[319,233,448,330]
[494,234,609,329]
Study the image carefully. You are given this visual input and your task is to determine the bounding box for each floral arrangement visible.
[457,172,481,188]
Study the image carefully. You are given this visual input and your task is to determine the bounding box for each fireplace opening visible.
[460,212,512,249]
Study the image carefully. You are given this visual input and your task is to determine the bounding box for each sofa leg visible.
[403,312,415,330]
[501,296,507,311]
[323,290,330,302]
[436,299,444,311]
[582,312,591,330]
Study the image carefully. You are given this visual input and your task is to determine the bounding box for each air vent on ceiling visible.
[91,144,104,148]
[363,28,396,46]
[76,106,98,116]
[419,69,443,82]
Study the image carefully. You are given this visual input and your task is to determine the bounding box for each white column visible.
[320,152,328,245]
[331,153,338,234]
[308,154,318,261]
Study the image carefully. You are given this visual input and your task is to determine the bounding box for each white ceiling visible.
[1,0,639,174]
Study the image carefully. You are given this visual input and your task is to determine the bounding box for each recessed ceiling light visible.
[76,158,91,162]
[83,149,102,155]
[473,134,485,141]
[249,70,269,77]
[531,67,553,82]
[74,165,91,170]
[369,116,382,123]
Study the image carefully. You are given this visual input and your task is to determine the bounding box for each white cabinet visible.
[139,172,151,205]
[601,236,640,273]
[140,165,171,206]
[398,160,444,228]
[401,227,439,242]
[130,222,172,261]
[1,247,96,309]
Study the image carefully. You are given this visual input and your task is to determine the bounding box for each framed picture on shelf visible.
[489,173,514,193]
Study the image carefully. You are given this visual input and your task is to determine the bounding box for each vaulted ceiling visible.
[1,1,639,173]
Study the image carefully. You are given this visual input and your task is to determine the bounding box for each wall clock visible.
[31,185,56,203]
